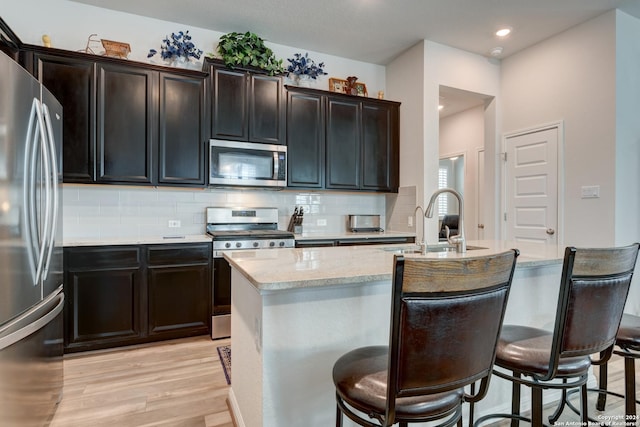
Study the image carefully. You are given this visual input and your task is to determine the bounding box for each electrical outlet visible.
[168,220,181,228]
[408,216,413,227]
[317,219,327,226]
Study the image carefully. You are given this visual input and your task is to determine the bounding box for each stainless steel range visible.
[206,207,294,339]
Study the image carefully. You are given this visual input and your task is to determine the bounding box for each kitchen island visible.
[222,241,574,426]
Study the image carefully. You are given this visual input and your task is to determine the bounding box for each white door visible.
[504,126,559,244]
[476,148,485,240]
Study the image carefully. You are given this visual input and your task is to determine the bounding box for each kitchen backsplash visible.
[62,185,411,240]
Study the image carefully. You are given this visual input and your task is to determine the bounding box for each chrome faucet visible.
[425,188,466,253]
[414,205,426,253]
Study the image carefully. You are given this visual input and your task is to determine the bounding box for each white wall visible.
[615,10,640,246]
[385,43,426,240]
[501,11,618,247]
[388,41,501,243]
[386,42,426,197]
[439,105,485,239]
[0,0,386,94]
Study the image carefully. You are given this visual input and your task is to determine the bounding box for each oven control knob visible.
[235,242,242,248]
[269,241,275,247]
[279,241,285,247]
[225,242,231,249]
[253,242,259,248]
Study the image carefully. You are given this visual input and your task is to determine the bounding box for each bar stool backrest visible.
[385,250,519,421]
[548,244,640,379]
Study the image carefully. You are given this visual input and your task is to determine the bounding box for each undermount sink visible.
[382,244,487,254]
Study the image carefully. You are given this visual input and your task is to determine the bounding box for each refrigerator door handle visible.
[41,102,58,281]
[33,99,52,289]
[0,290,64,351]
[22,97,40,285]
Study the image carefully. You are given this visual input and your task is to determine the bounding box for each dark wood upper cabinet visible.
[24,46,209,188]
[325,96,362,190]
[96,63,157,184]
[361,102,399,192]
[211,67,248,140]
[250,74,285,144]
[286,90,325,188]
[209,61,285,145]
[285,86,400,193]
[158,72,208,186]
[33,53,96,183]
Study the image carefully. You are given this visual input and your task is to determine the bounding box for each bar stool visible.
[596,313,640,418]
[332,250,519,427]
[474,243,640,426]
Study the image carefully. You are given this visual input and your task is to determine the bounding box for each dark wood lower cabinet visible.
[64,246,143,352]
[147,244,211,338]
[64,242,212,353]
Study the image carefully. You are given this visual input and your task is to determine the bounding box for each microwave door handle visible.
[273,152,279,179]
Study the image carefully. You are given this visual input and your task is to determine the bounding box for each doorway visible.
[502,123,564,244]
[438,85,493,240]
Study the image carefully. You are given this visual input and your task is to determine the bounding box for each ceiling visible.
[72,0,640,65]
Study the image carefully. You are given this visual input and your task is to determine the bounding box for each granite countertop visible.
[63,234,212,247]
[294,230,416,241]
[62,231,414,247]
[224,240,565,292]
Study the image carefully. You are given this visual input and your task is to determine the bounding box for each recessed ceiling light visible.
[496,27,512,38]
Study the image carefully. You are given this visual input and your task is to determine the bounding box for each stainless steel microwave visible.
[209,139,287,188]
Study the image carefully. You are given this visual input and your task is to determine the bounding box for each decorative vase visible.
[165,56,195,69]
[292,75,313,87]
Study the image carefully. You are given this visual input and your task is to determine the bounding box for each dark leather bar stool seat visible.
[333,250,520,427]
[596,313,640,418]
[474,243,640,427]
[496,325,593,376]
[333,346,465,420]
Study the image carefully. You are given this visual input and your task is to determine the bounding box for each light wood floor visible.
[50,336,233,427]
[49,336,637,427]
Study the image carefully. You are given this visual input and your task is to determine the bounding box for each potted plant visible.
[286,52,327,85]
[214,31,284,76]
[148,30,203,66]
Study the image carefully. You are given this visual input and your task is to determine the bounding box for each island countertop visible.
[224,239,565,292]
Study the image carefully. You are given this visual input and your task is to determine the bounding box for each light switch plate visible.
[581,185,600,199]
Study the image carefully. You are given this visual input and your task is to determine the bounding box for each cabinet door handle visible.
[478,224,485,229]
[546,228,555,235]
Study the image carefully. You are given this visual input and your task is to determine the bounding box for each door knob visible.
[478,224,485,229]
[546,228,555,235]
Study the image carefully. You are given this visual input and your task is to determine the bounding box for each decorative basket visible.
[101,39,131,59]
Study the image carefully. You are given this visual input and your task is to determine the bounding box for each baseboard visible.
[227,388,245,427]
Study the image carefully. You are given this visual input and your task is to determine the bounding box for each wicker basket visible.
[101,39,131,59]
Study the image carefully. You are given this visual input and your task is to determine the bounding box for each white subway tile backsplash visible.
[120,188,158,203]
[156,189,196,203]
[62,184,394,240]
[193,191,227,204]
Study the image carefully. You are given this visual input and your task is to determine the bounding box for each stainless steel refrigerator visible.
[0,50,64,426]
